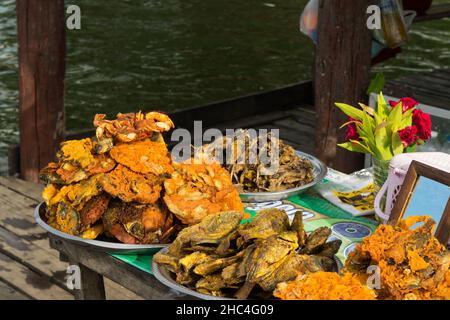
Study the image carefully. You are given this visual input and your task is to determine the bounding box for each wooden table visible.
[48,235,191,300]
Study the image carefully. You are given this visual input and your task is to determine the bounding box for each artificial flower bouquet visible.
[336,94,432,161]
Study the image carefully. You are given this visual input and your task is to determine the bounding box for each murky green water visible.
[0,0,449,174]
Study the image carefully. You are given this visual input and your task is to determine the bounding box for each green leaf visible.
[388,102,403,133]
[335,103,364,121]
[377,92,390,119]
[338,141,374,155]
[400,107,415,128]
[392,132,404,156]
[359,110,377,152]
[367,72,385,95]
[374,122,392,160]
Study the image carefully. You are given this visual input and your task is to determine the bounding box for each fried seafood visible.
[79,193,111,228]
[198,129,314,192]
[163,162,244,225]
[110,140,173,175]
[100,164,163,204]
[39,138,116,185]
[154,209,340,299]
[344,216,450,300]
[94,111,174,143]
[43,174,103,211]
[274,272,376,300]
[102,201,174,244]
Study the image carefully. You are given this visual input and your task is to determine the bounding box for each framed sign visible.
[389,160,450,245]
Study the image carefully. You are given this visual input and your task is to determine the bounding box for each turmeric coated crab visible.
[163,161,245,225]
[93,111,174,143]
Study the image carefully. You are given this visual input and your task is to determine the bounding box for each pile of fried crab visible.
[40,112,244,244]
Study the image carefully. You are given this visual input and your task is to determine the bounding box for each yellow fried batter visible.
[110,140,173,175]
[163,162,244,225]
[100,164,162,204]
[94,111,174,143]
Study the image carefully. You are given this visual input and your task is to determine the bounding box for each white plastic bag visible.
[299,0,319,44]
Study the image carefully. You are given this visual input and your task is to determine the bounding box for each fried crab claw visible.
[93,111,175,143]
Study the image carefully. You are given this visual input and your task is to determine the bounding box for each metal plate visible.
[152,247,234,300]
[34,202,167,255]
[239,150,327,202]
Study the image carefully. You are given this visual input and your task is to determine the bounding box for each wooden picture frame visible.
[389,160,450,245]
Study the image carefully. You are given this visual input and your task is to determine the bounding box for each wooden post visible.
[314,0,373,173]
[17,0,66,182]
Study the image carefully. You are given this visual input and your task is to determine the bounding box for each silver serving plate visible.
[152,247,234,300]
[239,150,327,202]
[34,202,167,255]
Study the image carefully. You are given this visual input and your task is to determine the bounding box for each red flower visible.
[398,126,417,147]
[389,97,419,112]
[345,118,359,141]
[412,109,432,141]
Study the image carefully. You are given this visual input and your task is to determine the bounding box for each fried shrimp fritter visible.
[100,164,162,204]
[163,162,244,225]
[94,111,174,143]
[110,140,173,175]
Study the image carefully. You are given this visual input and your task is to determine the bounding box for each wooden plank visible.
[0,280,30,300]
[414,4,450,22]
[70,262,106,300]
[0,176,43,202]
[17,0,66,183]
[49,236,192,300]
[0,251,73,300]
[314,0,371,173]
[170,81,313,132]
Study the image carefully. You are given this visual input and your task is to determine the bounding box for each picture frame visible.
[389,160,450,245]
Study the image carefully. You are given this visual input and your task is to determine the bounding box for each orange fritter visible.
[344,216,450,300]
[274,272,376,300]
[110,140,173,175]
[163,161,244,225]
[94,111,174,143]
[100,164,162,204]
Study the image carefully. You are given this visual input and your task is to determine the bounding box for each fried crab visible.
[40,138,116,184]
[102,200,175,244]
[110,139,173,175]
[94,111,174,143]
[100,164,163,204]
[163,161,245,225]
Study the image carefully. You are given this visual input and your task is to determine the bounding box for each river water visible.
[0,0,449,174]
